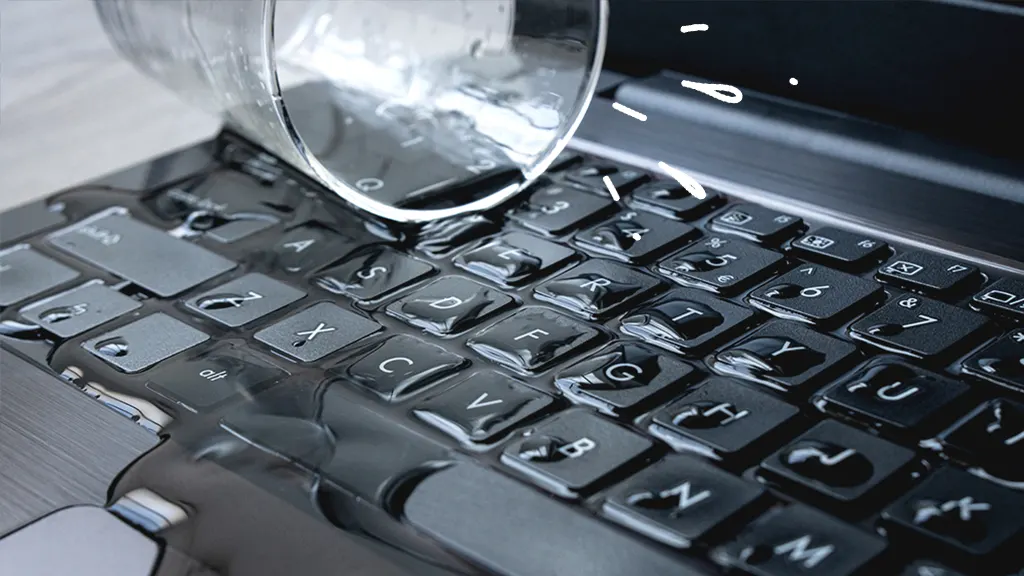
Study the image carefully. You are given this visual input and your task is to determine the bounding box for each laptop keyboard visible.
[1,133,1023,576]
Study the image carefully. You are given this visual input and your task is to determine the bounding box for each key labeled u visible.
[876,381,919,401]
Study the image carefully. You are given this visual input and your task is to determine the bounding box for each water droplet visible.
[95,337,129,357]
[197,293,246,310]
[39,306,75,324]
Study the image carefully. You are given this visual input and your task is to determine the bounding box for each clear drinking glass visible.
[94,0,608,223]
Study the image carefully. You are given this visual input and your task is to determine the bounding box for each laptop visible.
[1,1,1022,575]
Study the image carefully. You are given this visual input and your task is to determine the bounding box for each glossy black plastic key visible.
[962,328,1024,393]
[468,307,603,373]
[534,259,660,319]
[710,204,804,245]
[509,182,616,236]
[385,276,515,335]
[791,227,890,271]
[849,294,990,360]
[659,236,785,296]
[454,232,575,285]
[338,334,468,402]
[575,210,700,264]
[621,289,759,355]
[750,263,884,327]
[972,277,1024,321]
[876,251,982,298]
[313,246,435,301]
[933,398,1024,484]
[266,222,363,275]
[566,163,648,194]
[629,179,725,221]
[414,215,498,258]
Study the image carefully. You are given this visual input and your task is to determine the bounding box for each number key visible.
[630,179,725,221]
[565,163,648,194]
[750,264,884,327]
[575,210,700,264]
[658,237,785,296]
[791,227,889,271]
[849,295,990,361]
[509,182,615,235]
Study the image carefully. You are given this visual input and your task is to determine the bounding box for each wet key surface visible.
[83,313,209,373]
[19,281,141,338]
[509,182,616,236]
[254,302,381,363]
[934,398,1024,483]
[386,275,515,335]
[750,264,884,327]
[313,246,435,301]
[659,237,785,296]
[629,179,725,221]
[534,259,660,319]
[0,245,80,307]
[336,334,468,402]
[468,307,603,373]
[849,295,990,360]
[454,232,575,285]
[710,204,804,246]
[566,163,648,194]
[266,223,363,275]
[575,210,700,264]
[962,328,1024,393]
[621,289,759,355]
[185,273,305,328]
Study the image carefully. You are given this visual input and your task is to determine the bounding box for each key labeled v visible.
[467,393,503,410]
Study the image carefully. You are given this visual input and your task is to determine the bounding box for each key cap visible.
[509,182,616,235]
[268,223,363,275]
[501,408,654,498]
[791,227,890,271]
[254,302,380,363]
[814,357,970,437]
[882,467,1024,565]
[750,264,884,327]
[849,295,990,360]
[413,371,555,444]
[47,210,235,297]
[146,344,287,413]
[555,342,696,416]
[414,215,498,258]
[603,454,766,549]
[20,281,141,338]
[335,334,468,402]
[962,328,1024,393]
[0,245,80,307]
[901,561,966,576]
[566,163,648,194]
[205,217,277,243]
[710,321,859,394]
[534,259,660,319]
[649,378,801,461]
[711,504,887,576]
[972,278,1024,321]
[876,252,982,298]
[83,313,208,373]
[403,462,708,576]
[313,246,435,301]
[934,398,1024,484]
[0,200,66,245]
[145,170,293,220]
[468,307,603,373]
[760,420,916,509]
[659,236,785,296]
[629,179,726,221]
[454,232,575,285]
[621,289,758,356]
[710,204,804,246]
[576,210,700,264]
[386,276,515,335]
[185,273,305,328]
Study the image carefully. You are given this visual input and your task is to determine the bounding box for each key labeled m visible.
[773,535,834,568]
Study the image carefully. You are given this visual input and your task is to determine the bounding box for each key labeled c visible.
[379,357,414,373]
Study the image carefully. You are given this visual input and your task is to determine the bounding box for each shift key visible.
[49,209,235,297]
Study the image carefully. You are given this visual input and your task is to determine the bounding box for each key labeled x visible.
[296,322,335,341]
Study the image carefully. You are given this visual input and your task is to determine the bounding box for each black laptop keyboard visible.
[2,133,1023,576]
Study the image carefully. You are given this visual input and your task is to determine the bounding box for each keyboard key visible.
[468,307,603,373]
[972,278,1024,321]
[621,289,759,355]
[454,232,575,285]
[414,214,498,258]
[849,295,990,360]
[566,163,648,194]
[629,179,725,221]
[962,328,1024,393]
[602,455,766,548]
[205,217,277,243]
[710,321,859,394]
[20,281,141,338]
[710,204,804,245]
[791,227,890,271]
[314,246,435,301]
[575,210,700,264]
[712,504,887,576]
[750,264,884,327]
[509,182,615,235]
[83,313,208,373]
[185,273,305,328]
[501,409,654,498]
[0,200,66,245]
[555,342,696,416]
[146,170,292,220]
[882,468,1023,564]
[534,259,660,319]
[650,378,801,461]
[0,245,79,307]
[934,398,1024,483]
[336,334,467,402]
[385,276,515,335]
[901,560,966,576]
[760,420,916,508]
[876,251,982,297]
[814,358,970,437]
[268,223,363,274]
[413,371,555,444]
[146,344,287,413]
[254,302,380,363]
[658,236,785,296]
[403,462,707,576]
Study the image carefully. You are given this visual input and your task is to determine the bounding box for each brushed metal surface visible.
[0,350,159,536]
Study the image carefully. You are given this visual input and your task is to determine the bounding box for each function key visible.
[972,277,1024,321]
[501,408,654,498]
[385,276,515,335]
[19,281,141,338]
[412,371,555,444]
[962,328,1024,393]
[555,342,696,416]
[750,264,885,327]
[621,289,758,355]
[565,163,648,194]
[876,251,982,297]
[630,179,725,221]
[254,302,380,363]
[602,454,766,549]
[712,504,887,576]
[935,398,1024,484]
[468,307,603,373]
[710,204,804,245]
[575,210,700,264]
[185,273,305,328]
[83,313,208,374]
[414,215,498,258]
[534,259,660,320]
[509,182,616,236]
[658,236,785,296]
[710,321,859,394]
[849,295,990,361]
[454,232,575,286]
[267,222,363,275]
[791,227,890,271]
[313,246,435,302]
[336,334,468,402]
